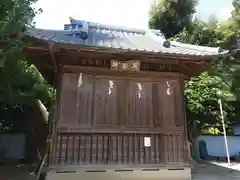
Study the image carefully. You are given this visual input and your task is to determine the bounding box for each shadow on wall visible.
[0,134,26,162]
[197,135,240,161]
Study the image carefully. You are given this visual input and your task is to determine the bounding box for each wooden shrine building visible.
[24,19,227,180]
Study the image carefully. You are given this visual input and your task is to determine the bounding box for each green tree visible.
[0,0,54,132]
[175,21,238,130]
[149,0,240,161]
[149,0,240,133]
[186,72,234,134]
[0,0,41,66]
[173,19,224,46]
[173,15,240,132]
[231,0,240,30]
[149,0,198,38]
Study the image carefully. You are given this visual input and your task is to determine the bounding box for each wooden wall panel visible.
[59,73,94,127]
[152,82,163,127]
[126,82,153,127]
[58,73,185,129]
[76,74,94,126]
[59,73,78,126]
[55,72,188,166]
[115,79,127,126]
[162,135,185,164]
[159,80,176,127]
[173,81,184,126]
[94,76,117,126]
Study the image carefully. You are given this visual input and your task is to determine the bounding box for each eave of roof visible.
[25,20,229,59]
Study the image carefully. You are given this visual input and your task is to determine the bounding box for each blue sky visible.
[33,0,233,30]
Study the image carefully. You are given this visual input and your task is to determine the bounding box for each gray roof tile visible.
[26,20,228,57]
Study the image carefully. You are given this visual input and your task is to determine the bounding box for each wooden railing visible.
[51,132,188,165]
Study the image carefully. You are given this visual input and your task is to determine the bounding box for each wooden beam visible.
[56,51,180,64]
[61,65,182,80]
[57,126,185,135]
[179,63,197,76]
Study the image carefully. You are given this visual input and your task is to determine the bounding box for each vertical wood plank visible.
[59,74,78,126]
[52,74,187,167]
[77,74,94,126]
[94,77,117,126]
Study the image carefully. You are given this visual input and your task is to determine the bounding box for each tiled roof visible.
[26,20,228,57]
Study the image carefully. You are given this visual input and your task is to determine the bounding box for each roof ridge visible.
[67,18,164,36]
[88,22,146,34]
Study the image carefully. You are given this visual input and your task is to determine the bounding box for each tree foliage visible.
[173,19,224,46]
[0,0,54,132]
[231,0,240,30]
[149,0,240,134]
[0,0,41,66]
[149,0,198,38]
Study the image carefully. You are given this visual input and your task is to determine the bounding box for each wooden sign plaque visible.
[110,60,140,72]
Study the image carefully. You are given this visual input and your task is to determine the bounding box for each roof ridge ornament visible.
[146,29,171,48]
[64,17,89,40]
[163,40,171,48]
[69,16,74,23]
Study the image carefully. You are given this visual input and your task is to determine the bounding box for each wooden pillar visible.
[49,68,62,165]
[179,76,190,164]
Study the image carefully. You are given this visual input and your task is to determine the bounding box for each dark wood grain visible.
[51,70,188,167]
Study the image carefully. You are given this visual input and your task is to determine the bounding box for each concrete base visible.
[46,167,191,180]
